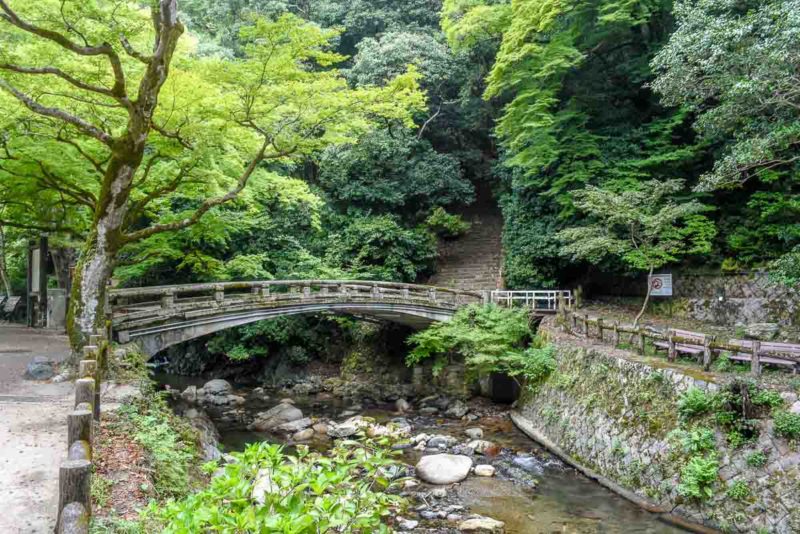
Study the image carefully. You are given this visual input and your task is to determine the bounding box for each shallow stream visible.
[158,373,683,533]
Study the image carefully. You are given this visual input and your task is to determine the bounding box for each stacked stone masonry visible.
[517,325,800,533]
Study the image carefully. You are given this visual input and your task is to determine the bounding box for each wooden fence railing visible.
[557,307,799,376]
[56,333,108,534]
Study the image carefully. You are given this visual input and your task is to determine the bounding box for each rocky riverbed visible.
[161,374,684,533]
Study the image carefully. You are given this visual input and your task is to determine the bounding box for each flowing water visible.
[157,373,683,533]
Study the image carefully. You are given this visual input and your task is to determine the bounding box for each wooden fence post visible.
[57,459,91,529]
[572,312,578,332]
[583,314,589,338]
[703,336,714,371]
[638,328,646,355]
[668,330,677,362]
[67,409,93,447]
[751,340,762,377]
[74,378,94,410]
[596,318,604,342]
[612,321,620,347]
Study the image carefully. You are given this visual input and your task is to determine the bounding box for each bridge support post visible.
[372,284,380,299]
[428,288,437,303]
[302,285,311,299]
[402,286,410,300]
[260,284,270,300]
[214,285,224,304]
[161,290,174,309]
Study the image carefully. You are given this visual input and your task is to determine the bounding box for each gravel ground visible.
[0,324,72,534]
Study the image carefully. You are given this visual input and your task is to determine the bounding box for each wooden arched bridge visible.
[109,280,571,356]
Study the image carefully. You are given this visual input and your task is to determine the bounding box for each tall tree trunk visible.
[0,225,12,297]
[632,265,655,328]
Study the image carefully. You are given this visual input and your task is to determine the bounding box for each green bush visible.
[152,441,406,533]
[678,388,715,419]
[751,389,784,409]
[425,207,471,238]
[746,451,768,468]
[726,480,750,501]
[677,427,716,454]
[773,411,800,439]
[677,455,719,501]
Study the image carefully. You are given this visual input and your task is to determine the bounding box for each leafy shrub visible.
[678,387,715,419]
[751,389,783,409]
[677,427,716,454]
[726,430,748,449]
[407,305,554,388]
[746,451,768,468]
[425,207,471,238]
[726,480,750,501]
[677,455,719,501]
[152,441,405,533]
[773,411,800,439]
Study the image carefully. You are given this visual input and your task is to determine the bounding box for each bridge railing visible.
[490,290,572,312]
[109,280,486,316]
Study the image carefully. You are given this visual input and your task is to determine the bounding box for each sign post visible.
[648,273,673,316]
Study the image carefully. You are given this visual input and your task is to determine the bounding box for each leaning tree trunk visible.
[632,265,655,328]
[0,225,11,297]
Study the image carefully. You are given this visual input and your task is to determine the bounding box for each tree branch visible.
[0,63,116,98]
[0,79,113,145]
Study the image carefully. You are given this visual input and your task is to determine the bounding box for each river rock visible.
[328,422,359,438]
[180,385,198,403]
[415,454,472,485]
[513,455,543,474]
[292,428,314,441]
[276,417,312,433]
[790,401,800,415]
[312,422,329,434]
[474,465,495,477]
[465,428,483,440]
[446,400,469,418]
[420,407,439,415]
[250,403,304,431]
[203,379,233,396]
[467,440,496,455]
[252,469,279,504]
[459,516,505,533]
[428,435,458,449]
[745,323,780,340]
[431,487,447,498]
[24,356,55,380]
[280,398,295,404]
[397,518,419,530]
[396,398,412,413]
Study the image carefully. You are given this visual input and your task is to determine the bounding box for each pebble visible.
[465,428,484,439]
[474,464,496,477]
[431,487,447,499]
[397,518,419,531]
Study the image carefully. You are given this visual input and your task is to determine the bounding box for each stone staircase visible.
[428,197,504,292]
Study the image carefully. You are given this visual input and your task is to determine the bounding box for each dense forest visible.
[0,0,798,332]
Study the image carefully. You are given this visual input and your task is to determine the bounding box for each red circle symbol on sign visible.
[651,278,663,290]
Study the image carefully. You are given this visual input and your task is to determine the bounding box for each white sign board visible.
[648,274,673,297]
[31,250,41,294]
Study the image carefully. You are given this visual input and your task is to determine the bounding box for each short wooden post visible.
[668,330,677,362]
[74,378,94,409]
[161,289,175,309]
[751,340,762,377]
[703,336,714,371]
[67,409,93,446]
[596,318,604,341]
[58,502,89,534]
[214,285,224,303]
[638,328,646,355]
[57,459,91,527]
[583,314,589,337]
[82,345,97,360]
[612,321,620,347]
[78,360,96,379]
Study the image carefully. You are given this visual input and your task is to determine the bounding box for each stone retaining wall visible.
[515,330,800,533]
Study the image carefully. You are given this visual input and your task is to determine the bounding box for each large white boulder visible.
[415,454,473,485]
[250,403,304,431]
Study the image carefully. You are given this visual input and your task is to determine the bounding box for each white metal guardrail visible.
[490,290,572,312]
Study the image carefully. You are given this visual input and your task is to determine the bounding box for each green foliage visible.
[752,389,784,410]
[726,480,751,501]
[151,440,406,533]
[677,387,715,419]
[672,427,716,454]
[407,305,554,389]
[117,392,199,499]
[745,451,768,468]
[325,216,437,282]
[677,455,719,501]
[425,208,471,238]
[773,411,800,440]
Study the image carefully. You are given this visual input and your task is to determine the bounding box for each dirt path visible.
[0,324,72,534]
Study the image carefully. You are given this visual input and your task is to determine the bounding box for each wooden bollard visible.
[68,409,93,447]
[74,378,94,409]
[751,340,762,377]
[57,459,91,528]
[82,345,98,360]
[703,336,714,371]
[668,331,677,362]
[638,328,646,355]
[58,501,89,534]
[572,312,578,332]
[78,360,97,379]
[583,314,589,337]
[596,318,604,341]
[612,321,620,347]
